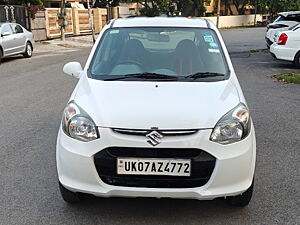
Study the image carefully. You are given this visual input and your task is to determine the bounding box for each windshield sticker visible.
[110,30,119,34]
[204,35,214,43]
[209,42,219,49]
[208,49,220,53]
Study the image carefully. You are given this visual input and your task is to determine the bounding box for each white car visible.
[270,24,300,68]
[57,17,256,207]
[266,11,300,48]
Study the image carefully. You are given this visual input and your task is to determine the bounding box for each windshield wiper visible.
[184,72,226,80]
[103,72,178,81]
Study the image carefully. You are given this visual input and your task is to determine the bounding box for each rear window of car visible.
[276,15,300,22]
[89,27,228,80]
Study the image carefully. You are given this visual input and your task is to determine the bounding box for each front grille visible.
[112,128,198,136]
[94,147,216,188]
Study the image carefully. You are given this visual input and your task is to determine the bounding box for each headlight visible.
[62,102,99,142]
[210,103,251,144]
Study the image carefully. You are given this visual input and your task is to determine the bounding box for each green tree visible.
[122,0,209,16]
[122,0,170,16]
[231,0,250,15]
[173,0,210,16]
[257,0,300,18]
[93,0,120,8]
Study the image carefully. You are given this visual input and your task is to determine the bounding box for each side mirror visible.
[63,62,83,79]
[1,31,11,37]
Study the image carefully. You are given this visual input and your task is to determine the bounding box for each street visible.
[0,28,299,225]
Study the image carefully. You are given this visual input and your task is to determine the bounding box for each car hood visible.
[73,78,240,129]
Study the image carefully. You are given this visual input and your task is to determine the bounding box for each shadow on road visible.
[47,196,247,224]
[0,55,25,65]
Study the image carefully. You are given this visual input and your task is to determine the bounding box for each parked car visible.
[57,17,256,207]
[0,22,34,62]
[270,24,300,68]
[266,11,300,48]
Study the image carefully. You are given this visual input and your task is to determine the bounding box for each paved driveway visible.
[220,27,267,52]
[0,29,299,225]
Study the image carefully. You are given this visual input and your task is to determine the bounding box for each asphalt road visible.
[220,27,267,52]
[0,34,299,225]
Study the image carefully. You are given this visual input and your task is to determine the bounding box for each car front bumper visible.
[56,125,256,200]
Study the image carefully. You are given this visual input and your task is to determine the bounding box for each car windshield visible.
[88,27,228,81]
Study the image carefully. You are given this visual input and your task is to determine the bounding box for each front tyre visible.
[23,42,33,58]
[59,182,81,203]
[0,48,3,63]
[226,181,253,207]
[294,51,300,69]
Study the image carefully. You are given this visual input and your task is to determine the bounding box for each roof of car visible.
[111,17,211,28]
[278,11,300,17]
[0,22,10,26]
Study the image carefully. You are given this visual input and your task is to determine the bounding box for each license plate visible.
[117,158,191,176]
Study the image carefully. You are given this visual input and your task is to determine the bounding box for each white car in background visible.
[266,11,300,48]
[270,24,300,68]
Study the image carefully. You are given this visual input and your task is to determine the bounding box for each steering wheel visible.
[118,59,144,69]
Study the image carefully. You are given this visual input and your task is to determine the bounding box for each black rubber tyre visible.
[226,182,254,207]
[0,48,3,63]
[23,42,33,58]
[294,51,300,69]
[59,182,81,203]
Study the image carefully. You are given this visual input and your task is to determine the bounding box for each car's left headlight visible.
[210,103,251,144]
[62,102,99,142]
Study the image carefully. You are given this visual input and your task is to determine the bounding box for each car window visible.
[278,15,300,22]
[89,27,228,80]
[1,24,13,36]
[12,24,24,34]
[274,16,283,23]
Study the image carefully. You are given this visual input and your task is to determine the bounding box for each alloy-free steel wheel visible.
[23,42,33,58]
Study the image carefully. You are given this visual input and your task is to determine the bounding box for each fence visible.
[43,7,108,38]
[202,14,264,28]
[30,10,47,41]
[0,5,29,29]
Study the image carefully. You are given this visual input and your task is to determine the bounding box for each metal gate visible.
[0,5,28,29]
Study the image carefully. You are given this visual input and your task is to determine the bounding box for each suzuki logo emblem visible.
[146,131,163,146]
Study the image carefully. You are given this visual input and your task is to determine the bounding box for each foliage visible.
[122,0,210,16]
[173,0,210,16]
[96,0,300,17]
[93,0,120,8]
[257,0,300,18]
[0,0,44,5]
[28,4,45,19]
[216,0,300,16]
[271,73,300,84]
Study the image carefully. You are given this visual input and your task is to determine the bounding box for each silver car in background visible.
[0,22,34,62]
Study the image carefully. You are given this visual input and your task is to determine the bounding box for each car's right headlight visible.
[210,103,251,145]
[62,102,99,142]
